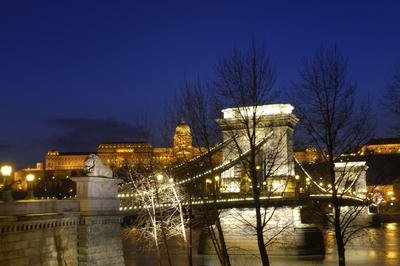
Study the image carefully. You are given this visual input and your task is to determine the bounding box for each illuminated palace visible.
[45,121,205,171]
[360,137,400,155]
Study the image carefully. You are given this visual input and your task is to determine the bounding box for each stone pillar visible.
[72,176,125,266]
[217,104,299,193]
[334,161,368,196]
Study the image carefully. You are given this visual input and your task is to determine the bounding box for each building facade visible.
[45,121,203,171]
[360,137,400,155]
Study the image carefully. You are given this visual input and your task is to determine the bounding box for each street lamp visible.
[1,165,13,202]
[26,174,35,199]
[1,165,12,177]
[294,175,300,196]
[214,175,220,192]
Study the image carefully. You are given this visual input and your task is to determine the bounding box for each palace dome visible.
[173,121,193,151]
[175,121,191,136]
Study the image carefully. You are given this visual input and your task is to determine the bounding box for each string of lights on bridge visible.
[118,194,367,211]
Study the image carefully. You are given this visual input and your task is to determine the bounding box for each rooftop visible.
[56,152,92,156]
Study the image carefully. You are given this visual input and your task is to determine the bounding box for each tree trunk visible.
[333,197,346,266]
[334,221,346,266]
[188,195,193,266]
[161,227,173,266]
[254,197,270,266]
[214,211,231,266]
[331,159,346,266]
[250,146,270,266]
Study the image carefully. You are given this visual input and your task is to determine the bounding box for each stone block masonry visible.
[0,201,80,266]
[0,176,126,266]
[77,216,124,266]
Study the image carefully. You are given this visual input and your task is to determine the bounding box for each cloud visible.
[0,143,13,151]
[47,117,150,151]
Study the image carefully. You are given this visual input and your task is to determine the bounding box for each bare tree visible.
[120,168,188,266]
[174,78,232,266]
[214,41,290,266]
[291,47,372,266]
[385,67,400,134]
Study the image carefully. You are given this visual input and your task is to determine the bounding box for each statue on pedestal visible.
[83,154,113,178]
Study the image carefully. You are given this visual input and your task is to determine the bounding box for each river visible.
[122,223,400,266]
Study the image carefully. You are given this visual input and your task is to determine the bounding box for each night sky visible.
[1,1,400,168]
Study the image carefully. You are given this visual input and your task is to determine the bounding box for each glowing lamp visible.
[1,165,12,176]
[156,174,164,181]
[26,174,35,182]
[214,175,220,182]
[295,175,300,180]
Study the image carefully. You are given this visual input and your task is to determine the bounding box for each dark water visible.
[123,223,400,266]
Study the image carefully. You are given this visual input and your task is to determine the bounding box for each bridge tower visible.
[334,161,368,197]
[217,104,299,193]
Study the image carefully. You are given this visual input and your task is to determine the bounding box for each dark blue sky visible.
[1,0,399,168]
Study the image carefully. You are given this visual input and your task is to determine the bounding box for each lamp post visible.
[214,175,220,193]
[1,165,13,202]
[294,175,300,196]
[205,178,212,193]
[26,174,35,199]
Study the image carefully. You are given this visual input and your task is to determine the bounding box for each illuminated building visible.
[294,147,324,164]
[46,151,88,170]
[14,162,45,186]
[44,121,204,171]
[360,137,400,155]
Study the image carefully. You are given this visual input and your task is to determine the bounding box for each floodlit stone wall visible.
[0,176,125,266]
[0,200,80,265]
[77,216,125,266]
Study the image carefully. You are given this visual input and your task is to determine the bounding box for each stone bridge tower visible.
[334,161,368,196]
[217,104,298,193]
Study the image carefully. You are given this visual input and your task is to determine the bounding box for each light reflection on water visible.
[123,223,400,266]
